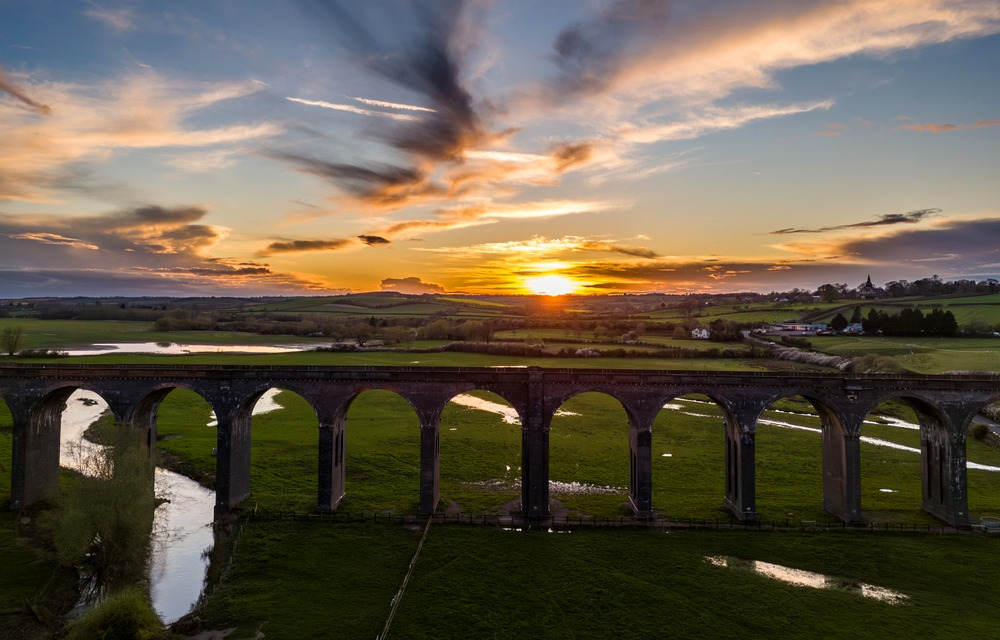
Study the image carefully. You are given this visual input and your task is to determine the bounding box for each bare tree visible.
[1,325,22,356]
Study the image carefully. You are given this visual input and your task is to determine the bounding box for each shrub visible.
[64,587,169,640]
[971,423,990,441]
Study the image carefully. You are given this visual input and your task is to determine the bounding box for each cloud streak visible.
[897,120,1000,133]
[0,69,52,115]
[770,209,942,235]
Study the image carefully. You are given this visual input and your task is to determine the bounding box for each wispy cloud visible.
[349,96,436,113]
[83,1,134,30]
[896,120,1000,133]
[770,209,941,235]
[286,97,421,122]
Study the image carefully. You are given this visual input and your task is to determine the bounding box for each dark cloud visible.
[0,68,52,115]
[837,218,1000,266]
[265,151,444,207]
[380,276,445,294]
[550,141,594,173]
[287,0,494,209]
[358,235,390,246]
[257,238,353,256]
[770,208,941,235]
[578,240,659,258]
[550,0,670,98]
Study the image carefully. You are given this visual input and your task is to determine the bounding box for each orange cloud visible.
[897,120,1000,133]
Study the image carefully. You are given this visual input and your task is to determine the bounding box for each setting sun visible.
[525,274,578,296]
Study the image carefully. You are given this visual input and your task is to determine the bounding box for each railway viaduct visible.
[2,363,997,526]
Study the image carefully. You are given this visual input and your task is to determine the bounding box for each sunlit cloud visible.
[6,232,98,251]
[380,276,444,293]
[0,73,277,201]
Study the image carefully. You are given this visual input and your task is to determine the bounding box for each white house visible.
[691,328,711,339]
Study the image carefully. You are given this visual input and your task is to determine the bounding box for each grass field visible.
[196,520,1000,640]
[0,318,330,351]
[810,336,1000,373]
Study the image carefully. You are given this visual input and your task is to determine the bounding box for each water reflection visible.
[704,555,908,604]
[61,390,216,624]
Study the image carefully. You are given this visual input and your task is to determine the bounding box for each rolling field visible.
[811,336,1000,374]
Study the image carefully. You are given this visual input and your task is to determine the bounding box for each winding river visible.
[60,388,282,624]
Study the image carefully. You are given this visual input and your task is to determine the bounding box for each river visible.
[60,388,282,624]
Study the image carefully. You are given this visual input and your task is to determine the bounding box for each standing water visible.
[60,388,283,623]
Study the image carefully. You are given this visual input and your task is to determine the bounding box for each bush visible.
[64,587,169,640]
[971,423,990,441]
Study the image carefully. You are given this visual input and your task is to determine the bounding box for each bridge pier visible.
[214,409,252,518]
[521,371,550,518]
[317,421,346,512]
[418,423,441,514]
[724,426,756,521]
[8,391,69,509]
[628,428,653,517]
[822,429,862,522]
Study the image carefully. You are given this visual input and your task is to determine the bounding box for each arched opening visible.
[548,392,630,518]
[651,394,728,519]
[247,388,320,512]
[858,398,927,521]
[152,387,219,490]
[341,389,420,513]
[438,390,521,515]
[755,395,828,522]
[966,394,1000,523]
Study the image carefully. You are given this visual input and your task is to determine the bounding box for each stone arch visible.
[966,391,1000,524]
[858,391,976,525]
[336,388,422,514]
[650,391,735,519]
[438,389,523,515]
[235,385,322,512]
[754,390,856,522]
[10,384,121,508]
[546,389,631,518]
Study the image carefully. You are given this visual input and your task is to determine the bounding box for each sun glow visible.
[525,274,578,296]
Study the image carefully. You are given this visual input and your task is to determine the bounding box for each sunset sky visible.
[1,0,999,297]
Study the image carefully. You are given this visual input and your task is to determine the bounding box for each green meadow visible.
[811,336,1000,374]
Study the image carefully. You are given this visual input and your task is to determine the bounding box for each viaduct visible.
[1,363,997,526]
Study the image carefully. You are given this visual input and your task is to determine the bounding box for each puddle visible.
[450,393,579,424]
[704,556,908,604]
[62,342,319,356]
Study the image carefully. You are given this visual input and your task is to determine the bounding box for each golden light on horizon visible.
[524,273,579,296]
